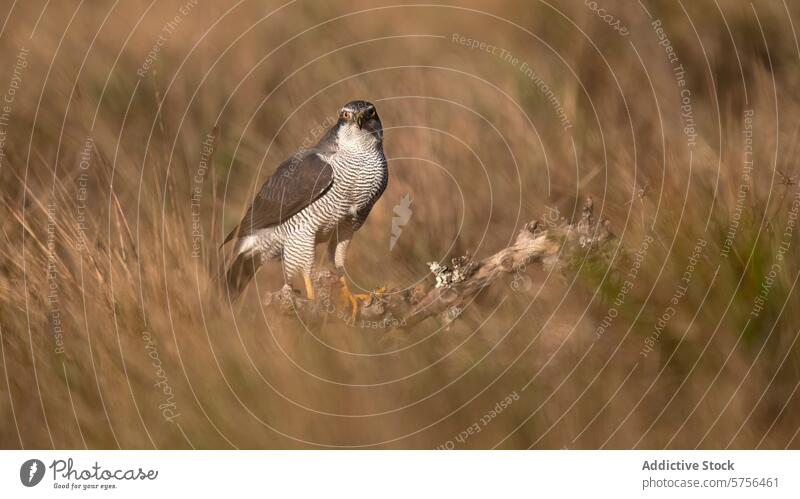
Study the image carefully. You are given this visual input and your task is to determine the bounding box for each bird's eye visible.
[341,111,351,120]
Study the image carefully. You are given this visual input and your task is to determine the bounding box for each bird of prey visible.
[222,100,387,317]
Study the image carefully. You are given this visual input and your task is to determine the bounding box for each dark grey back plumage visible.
[222,150,333,245]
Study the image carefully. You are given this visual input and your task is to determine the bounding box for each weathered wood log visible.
[262,197,615,329]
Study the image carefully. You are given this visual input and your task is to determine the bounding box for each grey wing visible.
[222,150,333,245]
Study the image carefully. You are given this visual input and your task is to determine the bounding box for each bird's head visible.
[335,100,383,148]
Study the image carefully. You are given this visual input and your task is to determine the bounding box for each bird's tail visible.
[224,250,261,301]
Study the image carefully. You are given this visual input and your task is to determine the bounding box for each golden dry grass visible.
[1,0,800,448]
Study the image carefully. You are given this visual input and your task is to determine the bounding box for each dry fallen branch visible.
[262,197,616,329]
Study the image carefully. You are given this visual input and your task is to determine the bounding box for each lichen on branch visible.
[261,197,616,329]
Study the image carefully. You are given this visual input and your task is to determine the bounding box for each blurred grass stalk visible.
[0,0,799,449]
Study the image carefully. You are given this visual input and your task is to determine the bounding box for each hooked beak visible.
[355,110,366,128]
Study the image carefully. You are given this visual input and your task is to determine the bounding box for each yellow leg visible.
[303,273,315,300]
[339,276,360,322]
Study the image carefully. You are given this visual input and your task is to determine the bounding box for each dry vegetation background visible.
[1,0,800,449]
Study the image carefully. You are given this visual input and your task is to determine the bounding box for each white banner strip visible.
[1,451,798,498]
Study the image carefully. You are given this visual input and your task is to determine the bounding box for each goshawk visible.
[222,100,388,316]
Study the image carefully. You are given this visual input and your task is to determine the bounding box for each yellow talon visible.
[340,277,377,322]
[338,279,387,324]
[352,286,385,302]
[338,276,361,323]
